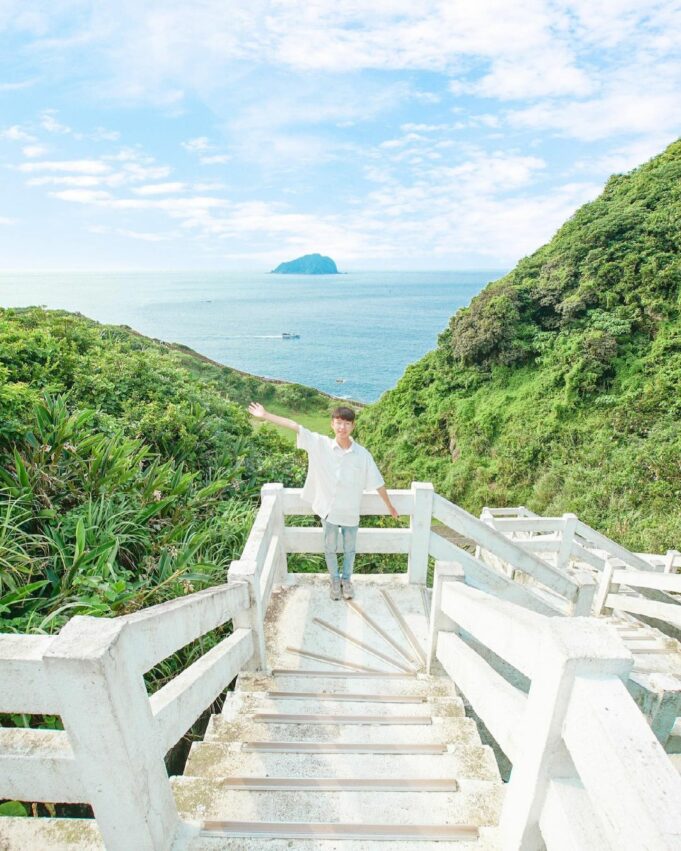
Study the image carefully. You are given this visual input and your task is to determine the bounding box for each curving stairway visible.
[173,573,505,849]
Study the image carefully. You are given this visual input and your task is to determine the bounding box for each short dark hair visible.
[331,406,356,422]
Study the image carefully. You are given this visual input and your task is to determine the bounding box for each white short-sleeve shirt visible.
[296,426,385,526]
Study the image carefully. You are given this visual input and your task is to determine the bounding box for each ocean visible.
[0,270,504,402]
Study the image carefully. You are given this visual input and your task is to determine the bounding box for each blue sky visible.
[0,1,679,271]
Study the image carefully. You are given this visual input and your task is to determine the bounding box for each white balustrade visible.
[408,481,434,584]
[428,562,681,850]
[1,580,251,850]
[2,483,679,849]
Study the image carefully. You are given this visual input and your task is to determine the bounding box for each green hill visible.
[0,308,338,643]
[359,139,681,552]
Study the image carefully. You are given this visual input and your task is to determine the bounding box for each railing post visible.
[499,618,632,850]
[44,617,181,851]
[408,481,434,585]
[571,570,596,616]
[476,508,494,562]
[664,549,680,574]
[556,512,577,571]
[427,561,464,674]
[262,482,287,585]
[228,559,267,671]
[593,556,618,616]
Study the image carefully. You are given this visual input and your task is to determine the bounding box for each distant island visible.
[271,253,339,274]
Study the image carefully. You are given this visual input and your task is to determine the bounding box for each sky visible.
[0,1,679,271]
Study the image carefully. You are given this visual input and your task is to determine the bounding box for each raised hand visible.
[248,402,266,419]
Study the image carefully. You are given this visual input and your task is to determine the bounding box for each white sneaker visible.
[341,579,355,600]
[330,578,341,600]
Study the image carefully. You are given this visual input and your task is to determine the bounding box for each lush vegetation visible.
[0,308,344,813]
[0,308,337,656]
[360,139,681,552]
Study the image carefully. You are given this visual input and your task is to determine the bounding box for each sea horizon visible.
[0,269,507,402]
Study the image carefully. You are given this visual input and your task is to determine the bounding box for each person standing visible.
[248,403,399,599]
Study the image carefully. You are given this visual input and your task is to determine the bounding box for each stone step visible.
[206,714,480,745]
[171,776,504,825]
[249,713,433,725]
[184,742,501,781]
[235,671,458,697]
[0,817,503,851]
[267,689,427,702]
[198,822,480,842]
[183,777,462,791]
[187,828,503,851]
[220,692,465,718]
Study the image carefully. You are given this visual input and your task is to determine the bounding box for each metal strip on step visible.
[200,821,479,840]
[242,741,447,754]
[420,586,432,624]
[207,777,459,791]
[312,617,417,673]
[267,691,427,703]
[285,646,384,673]
[345,600,419,665]
[380,590,427,666]
[271,669,416,678]
[629,645,669,654]
[251,713,432,725]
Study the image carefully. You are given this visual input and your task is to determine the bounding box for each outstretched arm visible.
[377,485,399,519]
[248,402,300,433]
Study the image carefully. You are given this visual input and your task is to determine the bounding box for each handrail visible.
[120,581,250,672]
[429,562,681,850]
[2,482,678,849]
[1,579,253,850]
[433,494,594,609]
[565,674,681,849]
[282,487,414,515]
[0,634,58,713]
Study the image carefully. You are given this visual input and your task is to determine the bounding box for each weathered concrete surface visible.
[0,574,505,849]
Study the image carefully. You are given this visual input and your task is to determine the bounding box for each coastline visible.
[118,324,366,408]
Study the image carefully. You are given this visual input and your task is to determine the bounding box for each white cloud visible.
[119,162,171,181]
[22,144,49,157]
[89,225,172,242]
[199,154,231,165]
[133,182,187,195]
[182,137,212,153]
[27,175,106,187]
[41,110,72,134]
[450,49,593,101]
[509,88,681,141]
[572,136,677,175]
[0,80,35,91]
[1,125,36,142]
[194,181,226,191]
[18,159,111,174]
[50,189,112,203]
[89,127,121,141]
[0,216,16,225]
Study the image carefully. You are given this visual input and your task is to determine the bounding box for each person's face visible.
[332,417,355,439]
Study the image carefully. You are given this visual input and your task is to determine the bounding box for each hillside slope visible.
[0,308,318,639]
[359,139,681,552]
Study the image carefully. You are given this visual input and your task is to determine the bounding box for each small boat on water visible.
[282,332,300,339]
[336,378,346,384]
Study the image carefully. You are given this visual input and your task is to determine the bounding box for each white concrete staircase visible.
[173,574,504,849]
